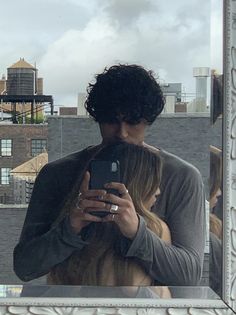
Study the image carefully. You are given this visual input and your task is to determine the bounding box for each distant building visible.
[161,83,187,113]
[77,92,88,116]
[11,152,48,204]
[0,59,52,204]
[161,83,182,102]
[175,102,187,113]
[0,124,47,204]
[161,73,211,114]
[59,107,78,116]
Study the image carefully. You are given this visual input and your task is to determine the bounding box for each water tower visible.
[6,58,37,95]
[0,58,53,124]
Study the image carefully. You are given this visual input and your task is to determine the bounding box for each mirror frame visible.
[0,0,235,314]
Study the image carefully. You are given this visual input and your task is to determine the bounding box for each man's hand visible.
[70,174,139,239]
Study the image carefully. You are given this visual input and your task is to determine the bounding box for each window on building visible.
[31,139,47,157]
[1,168,11,185]
[1,139,12,156]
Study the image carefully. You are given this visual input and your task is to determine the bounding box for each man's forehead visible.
[106,114,147,124]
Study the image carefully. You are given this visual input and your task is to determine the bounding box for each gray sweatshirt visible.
[13,145,205,285]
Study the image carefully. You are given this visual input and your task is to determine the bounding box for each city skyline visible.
[0,0,222,106]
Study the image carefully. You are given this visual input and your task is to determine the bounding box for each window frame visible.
[0,167,12,185]
[31,139,47,157]
[0,139,12,157]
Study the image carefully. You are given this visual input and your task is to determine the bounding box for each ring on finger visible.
[76,192,84,213]
[110,204,119,213]
[76,204,84,213]
[120,189,129,196]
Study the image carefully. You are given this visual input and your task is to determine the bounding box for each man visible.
[14,64,205,285]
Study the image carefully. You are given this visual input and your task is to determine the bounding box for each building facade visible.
[11,152,48,204]
[0,124,48,204]
[47,115,222,189]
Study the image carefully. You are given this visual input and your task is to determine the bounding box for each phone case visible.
[89,160,120,191]
[89,160,120,217]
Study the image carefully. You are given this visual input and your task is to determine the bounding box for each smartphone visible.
[89,159,120,217]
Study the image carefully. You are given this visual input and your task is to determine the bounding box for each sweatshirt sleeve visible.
[117,163,206,286]
[13,162,88,282]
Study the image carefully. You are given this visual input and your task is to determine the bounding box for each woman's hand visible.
[70,175,139,239]
[102,182,139,240]
[69,171,108,233]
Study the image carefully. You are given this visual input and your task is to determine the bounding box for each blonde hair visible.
[48,142,163,285]
[210,213,222,240]
[209,146,222,239]
[209,145,222,200]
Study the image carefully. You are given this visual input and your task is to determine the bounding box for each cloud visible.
[0,0,91,76]
[38,0,211,105]
[39,17,138,104]
[102,0,156,27]
[0,0,219,106]
[211,0,223,72]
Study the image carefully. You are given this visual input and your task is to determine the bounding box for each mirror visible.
[1,0,235,313]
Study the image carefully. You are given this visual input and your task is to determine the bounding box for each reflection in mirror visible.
[0,0,224,301]
[209,146,223,297]
[0,285,220,300]
[13,65,207,289]
[211,71,223,125]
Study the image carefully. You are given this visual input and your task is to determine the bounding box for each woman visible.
[208,145,222,296]
[209,145,222,240]
[48,142,171,286]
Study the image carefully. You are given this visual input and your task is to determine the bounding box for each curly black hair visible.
[85,64,165,125]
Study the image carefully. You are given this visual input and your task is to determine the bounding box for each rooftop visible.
[8,58,35,69]
[10,152,48,179]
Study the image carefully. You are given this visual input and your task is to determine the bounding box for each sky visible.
[0,0,223,106]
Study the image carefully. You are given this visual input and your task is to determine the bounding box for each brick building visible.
[0,123,48,203]
[47,114,222,189]
[11,152,48,204]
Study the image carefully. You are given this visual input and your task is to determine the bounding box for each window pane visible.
[1,168,11,185]
[1,139,12,156]
[31,139,47,157]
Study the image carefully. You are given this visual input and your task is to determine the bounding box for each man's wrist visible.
[69,215,84,234]
[60,216,89,247]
